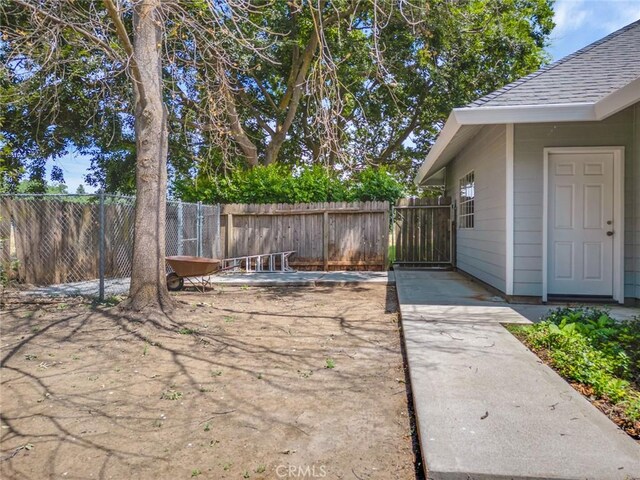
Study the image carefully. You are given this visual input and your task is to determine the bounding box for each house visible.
[414,20,640,305]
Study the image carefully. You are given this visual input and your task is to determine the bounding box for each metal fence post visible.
[197,201,203,257]
[177,200,184,256]
[98,192,106,301]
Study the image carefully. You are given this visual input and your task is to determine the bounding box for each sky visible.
[47,1,640,193]
[548,0,640,59]
[47,148,95,193]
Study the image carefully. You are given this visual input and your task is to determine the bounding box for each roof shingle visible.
[468,20,640,108]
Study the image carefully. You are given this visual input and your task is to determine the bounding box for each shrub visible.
[173,164,405,205]
[347,167,406,204]
[510,308,640,421]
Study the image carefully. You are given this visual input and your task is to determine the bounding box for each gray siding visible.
[634,103,640,300]
[446,125,507,292]
[513,103,639,299]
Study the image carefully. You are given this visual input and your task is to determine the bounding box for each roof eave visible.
[594,76,640,119]
[415,104,595,186]
[414,112,460,186]
[415,78,640,186]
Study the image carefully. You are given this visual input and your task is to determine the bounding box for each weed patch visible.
[508,308,639,438]
[161,389,183,401]
[178,328,197,335]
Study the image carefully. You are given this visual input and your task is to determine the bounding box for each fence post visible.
[214,204,221,259]
[390,203,396,265]
[177,200,183,256]
[226,212,233,258]
[98,192,105,301]
[0,201,11,281]
[383,201,390,269]
[197,201,203,257]
[323,210,329,271]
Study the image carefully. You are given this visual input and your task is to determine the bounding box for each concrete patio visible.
[21,271,395,297]
[395,268,640,480]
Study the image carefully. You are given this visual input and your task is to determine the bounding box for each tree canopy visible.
[0,0,555,194]
[0,0,555,316]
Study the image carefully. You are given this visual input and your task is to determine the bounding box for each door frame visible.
[542,146,625,304]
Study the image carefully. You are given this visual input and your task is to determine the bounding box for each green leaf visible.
[548,324,561,335]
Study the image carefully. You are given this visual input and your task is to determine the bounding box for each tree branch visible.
[277,31,319,113]
[221,83,259,166]
[12,0,119,60]
[102,0,134,58]
[249,75,278,112]
[276,0,359,114]
[234,87,275,136]
[376,95,425,163]
[103,0,143,88]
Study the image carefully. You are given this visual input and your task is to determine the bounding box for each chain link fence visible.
[0,194,221,299]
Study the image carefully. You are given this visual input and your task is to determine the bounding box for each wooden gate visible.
[392,198,454,266]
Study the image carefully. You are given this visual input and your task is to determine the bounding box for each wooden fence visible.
[220,201,390,270]
[392,197,453,265]
[0,196,218,286]
[1,195,456,286]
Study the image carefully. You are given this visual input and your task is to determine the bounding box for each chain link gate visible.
[391,197,455,266]
[0,194,221,299]
[165,200,221,259]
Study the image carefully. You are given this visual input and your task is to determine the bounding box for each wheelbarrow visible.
[165,256,222,292]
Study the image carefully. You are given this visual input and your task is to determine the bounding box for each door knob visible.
[606,231,614,236]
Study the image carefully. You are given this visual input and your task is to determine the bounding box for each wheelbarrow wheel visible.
[166,272,184,291]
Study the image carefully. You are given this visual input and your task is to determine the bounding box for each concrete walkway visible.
[395,269,640,480]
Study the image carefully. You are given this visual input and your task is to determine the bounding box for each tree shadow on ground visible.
[1,285,419,479]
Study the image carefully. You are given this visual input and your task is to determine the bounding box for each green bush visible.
[509,308,640,421]
[173,164,405,205]
[347,167,406,204]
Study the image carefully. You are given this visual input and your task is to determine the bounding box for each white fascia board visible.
[414,112,460,186]
[594,77,640,119]
[453,103,597,124]
[415,78,640,186]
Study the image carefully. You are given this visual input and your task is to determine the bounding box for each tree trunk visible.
[264,140,281,165]
[125,0,174,315]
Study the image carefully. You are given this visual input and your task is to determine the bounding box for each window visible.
[458,171,475,229]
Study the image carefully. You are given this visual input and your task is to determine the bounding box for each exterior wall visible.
[513,103,639,299]
[445,124,507,292]
[634,103,640,301]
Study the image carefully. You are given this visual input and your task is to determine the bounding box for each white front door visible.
[548,151,614,296]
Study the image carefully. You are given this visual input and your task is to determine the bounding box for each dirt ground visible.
[0,285,420,480]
